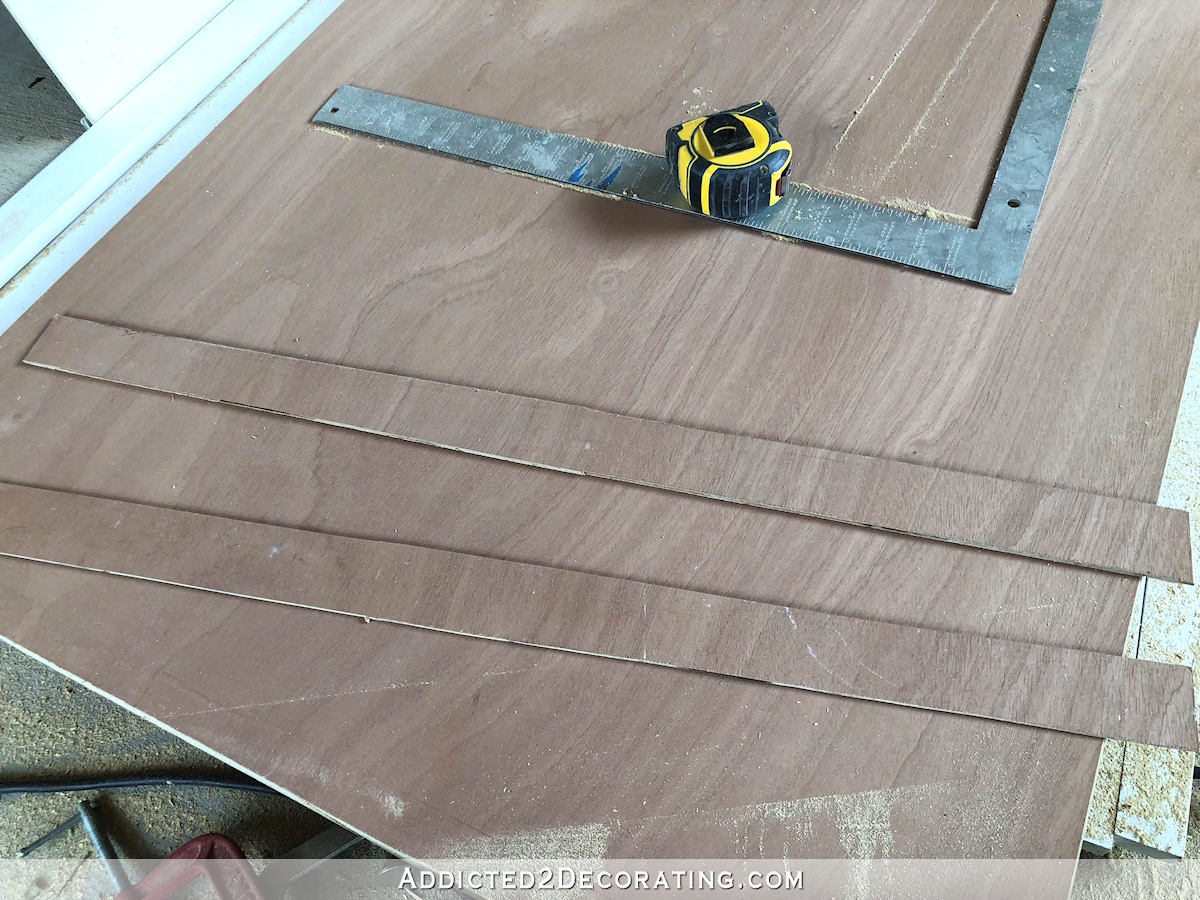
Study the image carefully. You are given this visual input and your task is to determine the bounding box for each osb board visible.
[0,0,1195,865]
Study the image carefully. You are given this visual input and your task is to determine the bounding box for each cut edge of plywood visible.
[23,316,1196,585]
[0,481,1195,750]
[0,633,425,866]
[1082,739,1126,854]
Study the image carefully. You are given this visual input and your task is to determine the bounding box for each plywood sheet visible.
[0,0,1195,868]
[26,317,1192,583]
[4,482,1194,748]
[817,0,1052,223]
[0,562,1105,860]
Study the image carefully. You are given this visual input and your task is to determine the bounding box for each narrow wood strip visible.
[0,482,1194,749]
[23,317,1193,584]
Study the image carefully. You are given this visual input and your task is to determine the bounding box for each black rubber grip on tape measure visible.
[666,101,790,220]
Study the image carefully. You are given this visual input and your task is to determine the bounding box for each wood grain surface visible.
[0,563,1105,862]
[808,0,1053,223]
[4,481,1193,748]
[26,316,1193,583]
[0,0,1195,866]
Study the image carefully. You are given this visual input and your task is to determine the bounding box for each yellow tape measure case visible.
[666,101,792,219]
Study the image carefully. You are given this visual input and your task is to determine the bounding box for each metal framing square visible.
[315,0,1103,292]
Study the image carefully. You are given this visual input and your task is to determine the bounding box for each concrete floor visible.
[0,643,329,860]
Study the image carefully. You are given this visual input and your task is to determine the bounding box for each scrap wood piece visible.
[23,316,1194,584]
[0,481,1195,750]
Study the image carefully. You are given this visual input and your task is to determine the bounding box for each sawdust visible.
[878,195,975,226]
[795,182,976,227]
[829,0,940,157]
[1073,857,1200,899]
[311,124,353,141]
[1141,581,1199,667]
[682,86,715,118]
[430,782,944,868]
[379,793,407,820]
[796,181,874,206]
[873,0,999,189]
[1082,565,1151,850]
[717,784,948,899]
[750,788,905,857]
[1113,746,1194,858]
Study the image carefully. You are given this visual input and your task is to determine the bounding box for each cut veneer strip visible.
[23,316,1194,584]
[0,482,1194,750]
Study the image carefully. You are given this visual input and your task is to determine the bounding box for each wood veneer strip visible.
[24,316,1194,584]
[0,481,1193,749]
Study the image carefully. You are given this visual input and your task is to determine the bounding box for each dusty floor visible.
[0,642,333,860]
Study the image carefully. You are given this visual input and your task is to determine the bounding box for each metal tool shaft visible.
[77,800,131,893]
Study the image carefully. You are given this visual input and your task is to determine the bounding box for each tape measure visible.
[666,101,792,220]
